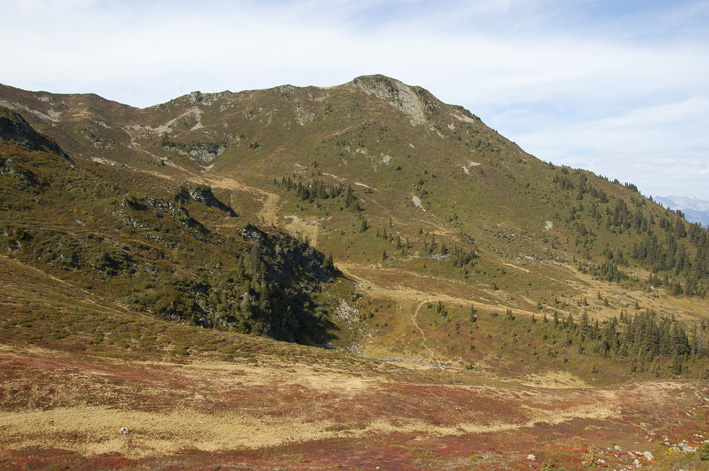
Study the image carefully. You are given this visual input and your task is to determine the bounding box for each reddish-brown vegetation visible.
[1,344,707,470]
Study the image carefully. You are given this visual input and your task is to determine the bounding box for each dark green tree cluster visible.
[606,199,636,231]
[279,176,344,202]
[594,310,694,361]
[631,231,708,297]
[451,246,477,268]
[530,307,707,376]
[278,177,362,213]
[375,227,410,253]
[343,185,361,211]
[590,260,629,283]
[552,174,575,191]
[554,170,709,296]
[182,225,339,343]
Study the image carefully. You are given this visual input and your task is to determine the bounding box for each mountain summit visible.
[1,75,708,339]
[1,76,709,469]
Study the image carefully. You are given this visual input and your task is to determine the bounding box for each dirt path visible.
[502,262,530,273]
[410,301,443,367]
[128,162,284,229]
[338,262,467,306]
[337,262,536,318]
[337,261,547,365]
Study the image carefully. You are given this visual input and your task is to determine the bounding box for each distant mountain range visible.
[655,195,709,227]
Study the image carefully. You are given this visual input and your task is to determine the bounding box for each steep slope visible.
[2,78,709,471]
[1,77,708,379]
[0,106,346,346]
[2,77,707,291]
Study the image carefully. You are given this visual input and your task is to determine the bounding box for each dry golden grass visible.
[1,342,706,470]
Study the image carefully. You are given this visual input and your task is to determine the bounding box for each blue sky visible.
[3,0,709,200]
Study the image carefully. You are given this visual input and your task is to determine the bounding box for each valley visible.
[1,76,708,469]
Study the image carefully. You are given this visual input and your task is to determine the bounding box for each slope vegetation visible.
[1,78,708,469]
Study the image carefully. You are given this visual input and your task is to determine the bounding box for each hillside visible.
[1,77,709,470]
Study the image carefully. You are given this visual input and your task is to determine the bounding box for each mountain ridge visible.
[2,74,707,372]
[1,76,708,302]
[1,75,709,470]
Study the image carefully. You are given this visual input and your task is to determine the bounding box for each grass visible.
[2,253,709,470]
[2,77,709,469]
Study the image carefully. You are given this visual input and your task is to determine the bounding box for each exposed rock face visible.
[0,107,37,144]
[161,138,226,164]
[120,196,212,240]
[188,142,225,163]
[0,106,73,164]
[352,75,427,126]
[175,185,237,217]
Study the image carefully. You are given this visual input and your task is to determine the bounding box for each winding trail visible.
[337,262,536,318]
[336,262,552,367]
[410,301,443,367]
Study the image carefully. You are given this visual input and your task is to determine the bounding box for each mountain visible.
[1,76,708,470]
[2,73,708,374]
[655,195,709,227]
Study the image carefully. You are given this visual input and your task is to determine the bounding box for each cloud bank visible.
[3,0,709,199]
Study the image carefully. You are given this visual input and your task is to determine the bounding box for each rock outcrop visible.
[0,106,73,164]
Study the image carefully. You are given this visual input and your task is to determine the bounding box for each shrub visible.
[698,443,709,461]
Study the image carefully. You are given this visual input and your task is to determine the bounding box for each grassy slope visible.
[2,77,709,376]
[0,133,350,344]
[1,79,709,469]
[1,255,708,470]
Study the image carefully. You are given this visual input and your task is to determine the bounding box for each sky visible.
[3,0,709,200]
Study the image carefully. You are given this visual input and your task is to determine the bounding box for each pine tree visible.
[359,218,368,233]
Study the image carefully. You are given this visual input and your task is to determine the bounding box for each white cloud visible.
[595,96,709,128]
[508,95,709,199]
[2,0,709,198]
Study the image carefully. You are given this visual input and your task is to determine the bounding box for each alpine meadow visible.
[1,75,708,470]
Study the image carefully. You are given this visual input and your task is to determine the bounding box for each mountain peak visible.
[2,77,709,471]
[350,75,429,126]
